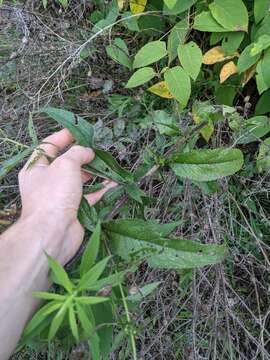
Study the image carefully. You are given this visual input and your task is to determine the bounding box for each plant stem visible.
[119,283,137,360]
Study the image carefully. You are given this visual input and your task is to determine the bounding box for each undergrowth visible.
[1,0,270,359]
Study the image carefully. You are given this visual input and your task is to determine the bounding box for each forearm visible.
[0,216,66,360]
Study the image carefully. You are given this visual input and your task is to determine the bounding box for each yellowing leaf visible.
[130,0,147,14]
[220,61,238,83]
[242,63,257,86]
[117,0,125,10]
[148,81,173,99]
[203,46,238,65]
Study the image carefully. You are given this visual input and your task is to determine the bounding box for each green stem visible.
[119,284,137,360]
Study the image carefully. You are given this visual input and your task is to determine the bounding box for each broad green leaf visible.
[256,61,269,94]
[127,281,160,302]
[68,304,79,342]
[75,296,109,305]
[80,222,101,277]
[177,41,202,80]
[254,0,269,24]
[0,147,33,181]
[40,107,94,147]
[48,297,72,340]
[260,48,270,88]
[23,301,62,336]
[257,137,270,172]
[77,256,111,291]
[163,0,197,14]
[192,101,215,142]
[46,254,73,293]
[169,148,244,182]
[193,11,228,32]
[164,66,191,108]
[255,89,270,115]
[104,219,226,269]
[32,292,66,301]
[126,67,156,88]
[88,271,126,291]
[106,38,132,69]
[254,14,270,40]
[222,32,244,54]
[237,44,261,73]
[152,110,179,136]
[133,41,167,68]
[125,182,145,204]
[167,18,189,64]
[78,197,97,232]
[250,35,270,56]
[233,116,270,144]
[216,85,237,106]
[209,0,249,32]
[92,3,119,33]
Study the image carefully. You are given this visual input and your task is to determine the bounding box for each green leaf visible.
[164,66,191,108]
[163,0,197,14]
[133,41,167,69]
[46,254,73,293]
[255,89,270,115]
[92,2,119,34]
[256,60,269,94]
[257,137,270,172]
[106,38,132,69]
[233,116,270,144]
[251,35,270,56]
[88,271,126,291]
[68,303,79,342]
[104,219,226,269]
[77,256,111,291]
[32,292,67,301]
[192,101,215,142]
[75,296,109,305]
[48,297,72,340]
[177,41,202,81]
[80,222,101,277]
[23,301,62,336]
[152,110,179,136]
[254,0,269,24]
[260,48,270,88]
[222,32,244,54]
[28,114,38,146]
[169,148,244,182]
[167,18,189,64]
[40,107,94,147]
[126,67,156,88]
[76,302,94,334]
[125,182,145,204]
[78,197,97,232]
[127,281,160,302]
[237,44,261,73]
[209,0,249,32]
[193,11,228,32]
[0,147,33,181]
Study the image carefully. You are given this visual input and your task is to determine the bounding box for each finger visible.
[81,170,93,183]
[85,181,118,206]
[24,129,74,168]
[59,145,95,167]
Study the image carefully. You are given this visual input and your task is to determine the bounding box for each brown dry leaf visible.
[242,63,257,86]
[148,81,173,99]
[203,46,238,65]
[220,61,238,83]
[130,0,147,14]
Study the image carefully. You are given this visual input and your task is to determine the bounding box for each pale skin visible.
[0,129,117,360]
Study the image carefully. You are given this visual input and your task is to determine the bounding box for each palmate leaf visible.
[103,219,226,269]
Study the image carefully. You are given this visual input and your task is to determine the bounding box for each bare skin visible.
[0,129,117,359]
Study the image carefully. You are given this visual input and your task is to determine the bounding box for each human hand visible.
[18,129,117,265]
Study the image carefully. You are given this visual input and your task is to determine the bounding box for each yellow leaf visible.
[148,81,173,99]
[130,0,147,14]
[117,0,125,10]
[203,46,238,65]
[242,63,257,86]
[220,61,238,83]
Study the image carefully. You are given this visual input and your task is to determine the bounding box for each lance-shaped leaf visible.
[80,222,101,276]
[0,147,33,181]
[169,148,244,182]
[103,219,226,269]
